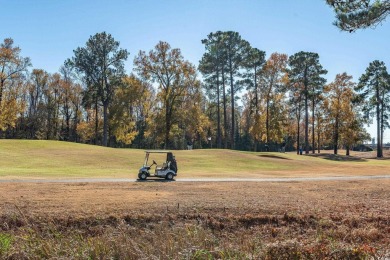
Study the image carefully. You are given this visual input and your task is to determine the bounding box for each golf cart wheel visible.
[165,173,174,180]
[138,172,147,180]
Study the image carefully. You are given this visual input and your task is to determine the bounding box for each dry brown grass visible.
[1,180,389,259]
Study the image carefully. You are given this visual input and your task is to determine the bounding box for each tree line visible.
[1,31,389,156]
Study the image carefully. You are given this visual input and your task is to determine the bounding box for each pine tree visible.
[356,60,390,157]
[327,0,390,32]
[71,32,129,146]
[288,52,327,154]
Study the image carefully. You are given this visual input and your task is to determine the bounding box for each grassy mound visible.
[0,140,389,179]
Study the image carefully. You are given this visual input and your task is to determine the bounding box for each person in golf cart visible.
[154,152,177,172]
[167,152,177,173]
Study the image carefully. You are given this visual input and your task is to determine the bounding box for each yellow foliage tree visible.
[0,38,31,131]
[134,41,203,149]
[110,75,153,146]
[260,53,288,149]
[77,108,102,143]
[324,73,356,155]
[0,84,24,131]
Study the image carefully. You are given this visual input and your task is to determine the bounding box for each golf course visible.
[1,139,390,180]
[4,0,390,257]
[0,140,390,259]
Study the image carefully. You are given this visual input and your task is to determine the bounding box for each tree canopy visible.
[71,32,129,146]
[134,41,203,149]
[327,0,390,32]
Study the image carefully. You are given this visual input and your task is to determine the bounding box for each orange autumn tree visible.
[324,73,356,154]
[260,53,288,150]
[241,91,266,151]
[0,38,31,131]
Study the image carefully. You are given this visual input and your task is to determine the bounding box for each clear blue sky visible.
[1,0,389,141]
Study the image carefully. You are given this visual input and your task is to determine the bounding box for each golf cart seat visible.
[155,162,168,171]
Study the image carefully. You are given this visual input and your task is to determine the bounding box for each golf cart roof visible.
[145,150,172,153]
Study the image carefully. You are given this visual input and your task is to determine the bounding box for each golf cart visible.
[138,150,178,181]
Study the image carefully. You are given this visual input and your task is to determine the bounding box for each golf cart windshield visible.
[144,150,171,166]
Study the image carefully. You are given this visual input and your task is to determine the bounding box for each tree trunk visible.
[222,69,228,149]
[254,67,258,116]
[297,121,300,155]
[0,79,4,109]
[376,87,383,157]
[380,99,384,158]
[94,97,98,145]
[66,107,70,141]
[164,102,170,150]
[229,69,235,150]
[0,66,5,107]
[73,106,79,142]
[216,70,222,149]
[311,97,315,154]
[65,97,71,141]
[334,116,338,155]
[103,102,108,147]
[254,67,258,152]
[0,80,4,119]
[296,102,301,155]
[265,81,273,152]
[46,97,52,140]
[317,115,321,154]
[376,109,382,157]
[266,98,269,151]
[305,96,309,154]
[304,68,309,154]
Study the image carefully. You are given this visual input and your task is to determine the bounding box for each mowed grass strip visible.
[0,140,390,179]
[0,140,142,178]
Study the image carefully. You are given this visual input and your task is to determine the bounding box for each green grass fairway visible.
[0,140,389,179]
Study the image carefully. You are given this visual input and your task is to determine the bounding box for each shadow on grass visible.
[308,153,367,162]
[136,179,176,182]
[257,154,292,160]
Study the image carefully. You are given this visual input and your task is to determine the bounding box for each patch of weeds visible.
[190,249,214,259]
[329,244,377,259]
[0,233,12,255]
[264,240,302,259]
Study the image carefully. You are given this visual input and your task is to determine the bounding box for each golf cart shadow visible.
[136,178,176,182]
